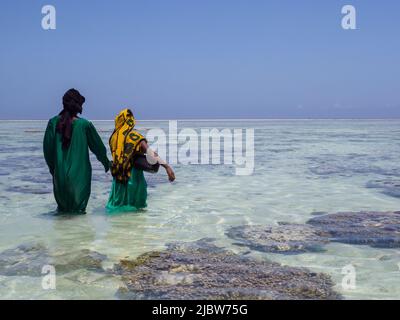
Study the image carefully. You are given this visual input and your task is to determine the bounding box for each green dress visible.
[106,168,147,213]
[43,116,110,213]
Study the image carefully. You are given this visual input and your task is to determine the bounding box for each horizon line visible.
[1,118,400,122]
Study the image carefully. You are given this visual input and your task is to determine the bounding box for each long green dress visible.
[106,168,147,213]
[43,116,110,213]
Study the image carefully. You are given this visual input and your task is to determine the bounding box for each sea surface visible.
[0,119,400,299]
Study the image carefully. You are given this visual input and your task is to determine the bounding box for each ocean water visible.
[0,119,400,299]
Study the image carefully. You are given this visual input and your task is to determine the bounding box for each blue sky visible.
[0,0,399,119]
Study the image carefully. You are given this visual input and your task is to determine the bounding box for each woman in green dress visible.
[106,109,175,212]
[43,88,110,213]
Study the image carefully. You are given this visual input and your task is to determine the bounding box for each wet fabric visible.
[109,109,145,184]
[43,116,110,213]
[106,167,147,212]
[107,109,147,213]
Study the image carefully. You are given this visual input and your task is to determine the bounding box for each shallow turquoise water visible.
[0,119,400,299]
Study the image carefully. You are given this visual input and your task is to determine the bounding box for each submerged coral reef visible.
[112,239,341,300]
[307,211,400,248]
[227,211,400,254]
[0,243,107,276]
[226,223,329,254]
[366,179,400,199]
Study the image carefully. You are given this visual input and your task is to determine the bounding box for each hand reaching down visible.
[165,165,175,182]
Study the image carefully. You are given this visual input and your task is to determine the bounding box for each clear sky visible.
[0,0,399,119]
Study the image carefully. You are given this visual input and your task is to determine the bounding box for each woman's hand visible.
[143,141,174,181]
[165,165,175,182]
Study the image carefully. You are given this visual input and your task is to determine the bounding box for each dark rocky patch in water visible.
[112,239,340,300]
[308,154,400,178]
[0,243,108,276]
[311,211,328,216]
[166,237,221,252]
[228,211,400,253]
[366,179,400,198]
[309,163,400,178]
[307,211,400,248]
[7,185,52,194]
[53,249,107,274]
[371,168,400,177]
[0,243,50,276]
[226,224,329,254]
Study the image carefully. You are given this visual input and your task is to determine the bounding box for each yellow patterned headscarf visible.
[109,109,145,183]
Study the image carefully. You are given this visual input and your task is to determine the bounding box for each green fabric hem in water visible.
[106,167,148,213]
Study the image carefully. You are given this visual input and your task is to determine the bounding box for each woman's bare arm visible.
[140,140,175,182]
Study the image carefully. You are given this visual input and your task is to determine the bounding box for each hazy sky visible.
[0,0,399,119]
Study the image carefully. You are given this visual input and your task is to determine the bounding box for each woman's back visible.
[44,115,109,213]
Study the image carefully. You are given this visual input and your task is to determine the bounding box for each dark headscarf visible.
[57,88,85,149]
